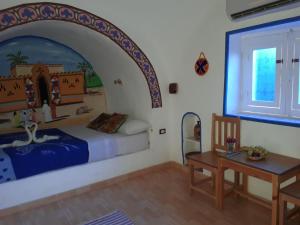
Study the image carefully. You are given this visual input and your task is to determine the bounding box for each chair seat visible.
[186,151,219,168]
[281,180,300,199]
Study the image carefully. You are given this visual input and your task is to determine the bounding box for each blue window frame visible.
[224,15,300,127]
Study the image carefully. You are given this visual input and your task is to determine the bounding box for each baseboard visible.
[0,161,183,218]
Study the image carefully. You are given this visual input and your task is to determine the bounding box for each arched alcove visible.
[37,76,49,105]
[0,2,162,108]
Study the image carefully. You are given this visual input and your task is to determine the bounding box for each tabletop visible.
[220,151,300,175]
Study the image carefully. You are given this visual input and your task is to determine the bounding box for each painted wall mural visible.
[0,36,106,130]
[0,2,162,108]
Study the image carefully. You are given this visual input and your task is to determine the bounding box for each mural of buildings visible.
[0,64,85,113]
[0,36,106,128]
[11,64,64,76]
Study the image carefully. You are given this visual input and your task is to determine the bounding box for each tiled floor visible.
[0,167,286,225]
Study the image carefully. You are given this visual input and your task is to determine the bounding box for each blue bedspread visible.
[0,129,89,184]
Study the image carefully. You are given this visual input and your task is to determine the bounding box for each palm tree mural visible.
[6,51,29,68]
[77,61,103,88]
[77,61,93,78]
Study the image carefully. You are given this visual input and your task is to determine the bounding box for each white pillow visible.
[118,119,150,135]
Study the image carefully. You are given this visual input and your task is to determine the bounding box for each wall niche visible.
[0,36,106,131]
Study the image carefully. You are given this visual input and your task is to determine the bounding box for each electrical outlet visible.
[159,128,166,134]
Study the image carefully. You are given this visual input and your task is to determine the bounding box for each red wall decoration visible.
[195,52,209,76]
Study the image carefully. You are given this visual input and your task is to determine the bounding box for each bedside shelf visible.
[181,112,202,165]
[185,137,200,143]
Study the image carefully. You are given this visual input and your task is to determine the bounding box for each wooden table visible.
[217,152,300,225]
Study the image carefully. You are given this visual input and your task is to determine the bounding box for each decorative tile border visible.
[0,2,162,108]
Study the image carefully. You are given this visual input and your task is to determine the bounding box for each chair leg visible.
[216,167,225,209]
[279,195,286,225]
[213,172,219,207]
[189,164,195,195]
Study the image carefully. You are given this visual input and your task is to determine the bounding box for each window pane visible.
[252,48,276,102]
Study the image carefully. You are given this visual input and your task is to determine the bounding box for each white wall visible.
[1,0,300,208]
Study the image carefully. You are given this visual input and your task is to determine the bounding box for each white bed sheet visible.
[60,125,149,162]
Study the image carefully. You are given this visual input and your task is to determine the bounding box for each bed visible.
[61,125,149,162]
[0,125,149,184]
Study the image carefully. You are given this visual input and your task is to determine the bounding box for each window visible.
[224,16,300,127]
[240,32,286,116]
[252,48,276,102]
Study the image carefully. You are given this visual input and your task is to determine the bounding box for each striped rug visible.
[83,210,134,225]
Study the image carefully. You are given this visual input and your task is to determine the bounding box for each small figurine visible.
[51,76,61,105]
[42,100,52,122]
[25,78,36,107]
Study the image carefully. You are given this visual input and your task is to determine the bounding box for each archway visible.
[38,76,49,106]
[0,2,162,108]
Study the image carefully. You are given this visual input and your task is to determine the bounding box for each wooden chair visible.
[279,180,300,225]
[186,113,241,206]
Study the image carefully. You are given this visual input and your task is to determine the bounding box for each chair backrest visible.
[211,113,240,152]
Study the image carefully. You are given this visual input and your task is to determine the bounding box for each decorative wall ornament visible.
[0,2,162,108]
[114,79,123,85]
[50,75,61,105]
[25,78,36,107]
[169,83,178,94]
[195,52,209,76]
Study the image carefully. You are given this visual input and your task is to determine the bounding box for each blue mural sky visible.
[0,36,88,76]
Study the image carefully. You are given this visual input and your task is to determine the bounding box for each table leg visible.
[243,173,248,193]
[234,171,240,187]
[216,161,224,209]
[272,176,280,225]
[212,173,216,190]
[233,171,240,198]
[189,163,194,195]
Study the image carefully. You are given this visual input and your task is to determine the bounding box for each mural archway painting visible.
[0,2,162,108]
